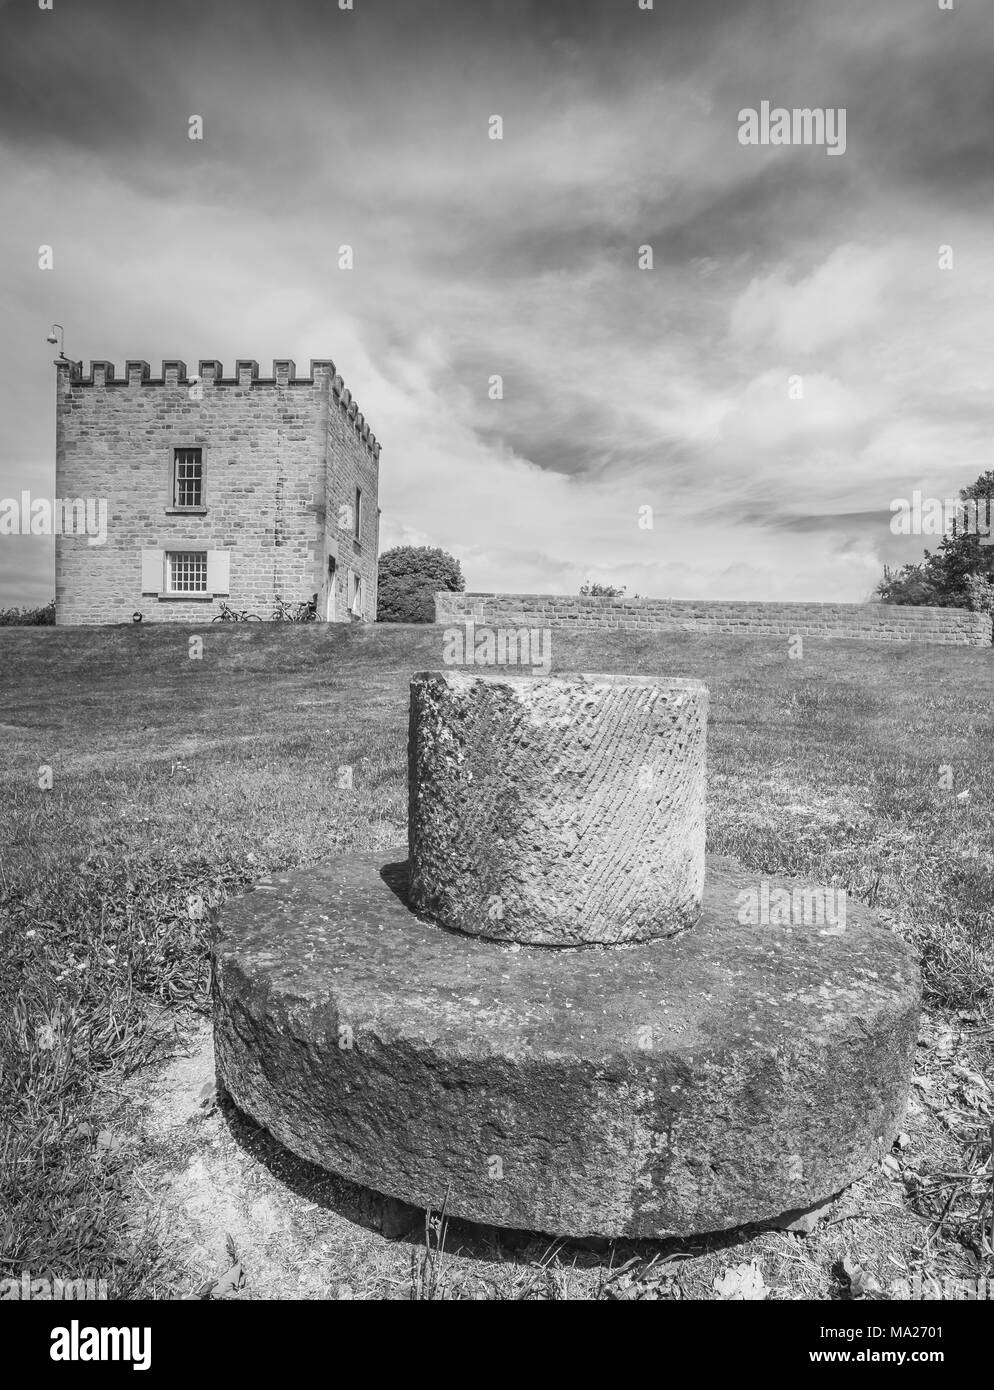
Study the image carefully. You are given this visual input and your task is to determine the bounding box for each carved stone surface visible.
[407,672,708,945]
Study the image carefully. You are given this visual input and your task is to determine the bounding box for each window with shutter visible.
[166,552,208,593]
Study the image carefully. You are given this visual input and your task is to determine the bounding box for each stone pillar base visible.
[212,849,920,1239]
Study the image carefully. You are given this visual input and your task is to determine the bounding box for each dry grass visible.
[1,623,991,1299]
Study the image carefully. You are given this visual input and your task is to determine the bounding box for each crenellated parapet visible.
[58,356,381,460]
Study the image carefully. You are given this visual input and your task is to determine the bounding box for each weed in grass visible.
[409,1199,450,1301]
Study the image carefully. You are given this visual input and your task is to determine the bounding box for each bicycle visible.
[273,595,318,622]
[212,600,262,622]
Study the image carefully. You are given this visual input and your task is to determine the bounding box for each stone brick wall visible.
[435,593,993,646]
[54,357,381,625]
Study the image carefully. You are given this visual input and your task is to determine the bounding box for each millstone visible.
[407,671,708,945]
[212,850,920,1239]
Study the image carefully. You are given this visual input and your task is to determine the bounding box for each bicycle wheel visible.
[244,613,263,621]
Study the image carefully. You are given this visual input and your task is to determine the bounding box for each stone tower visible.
[53,357,381,625]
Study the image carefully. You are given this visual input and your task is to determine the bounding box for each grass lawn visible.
[1,623,992,1300]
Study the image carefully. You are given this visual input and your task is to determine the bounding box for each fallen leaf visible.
[840,1255,883,1300]
[211,1261,244,1296]
[713,1262,768,1301]
[952,1064,989,1092]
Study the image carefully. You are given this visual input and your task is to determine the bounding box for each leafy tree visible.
[876,471,994,622]
[377,546,465,623]
[874,562,948,607]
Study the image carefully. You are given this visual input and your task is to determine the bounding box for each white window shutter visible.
[206,550,230,594]
[141,549,164,594]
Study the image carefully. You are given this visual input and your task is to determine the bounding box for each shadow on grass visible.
[215,1085,833,1276]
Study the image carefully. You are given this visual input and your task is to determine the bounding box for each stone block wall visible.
[434,593,993,646]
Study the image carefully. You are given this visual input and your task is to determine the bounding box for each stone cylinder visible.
[407,671,708,945]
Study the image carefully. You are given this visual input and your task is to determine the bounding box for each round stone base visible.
[212,851,920,1239]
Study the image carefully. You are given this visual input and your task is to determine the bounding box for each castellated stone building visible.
[54,356,381,625]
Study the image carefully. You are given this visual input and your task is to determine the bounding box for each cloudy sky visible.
[1,0,991,607]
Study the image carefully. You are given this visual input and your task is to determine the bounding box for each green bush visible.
[0,599,55,626]
[377,547,464,623]
[580,581,627,597]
